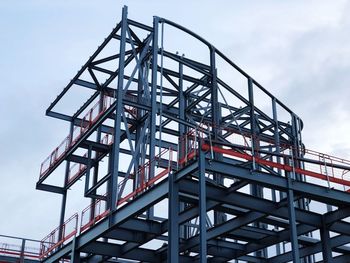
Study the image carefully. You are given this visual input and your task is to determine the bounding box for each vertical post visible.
[272,98,282,255]
[248,77,266,257]
[210,47,219,136]
[320,217,332,262]
[147,15,159,219]
[134,70,143,191]
[178,56,188,239]
[168,171,179,263]
[178,56,185,164]
[89,93,104,220]
[70,237,80,263]
[19,239,25,263]
[286,177,301,263]
[272,98,281,162]
[199,145,207,263]
[210,46,224,226]
[59,121,74,242]
[291,114,306,209]
[109,5,128,219]
[85,145,95,222]
[84,145,92,195]
[248,77,259,172]
[291,114,314,263]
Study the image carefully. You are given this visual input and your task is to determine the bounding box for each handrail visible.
[117,147,173,206]
[178,123,350,191]
[39,213,78,259]
[67,133,114,184]
[40,95,115,179]
[0,242,40,260]
[40,96,138,180]
[80,194,110,234]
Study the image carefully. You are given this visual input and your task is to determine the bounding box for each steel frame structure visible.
[36,6,350,263]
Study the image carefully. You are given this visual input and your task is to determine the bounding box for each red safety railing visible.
[178,123,270,168]
[178,123,296,167]
[177,123,350,192]
[178,125,216,167]
[40,96,115,179]
[201,144,350,190]
[298,148,350,190]
[68,152,88,184]
[39,135,71,179]
[39,213,78,259]
[117,148,173,206]
[80,195,110,233]
[0,242,40,260]
[78,148,173,233]
[67,133,114,184]
[125,105,137,119]
[39,95,139,180]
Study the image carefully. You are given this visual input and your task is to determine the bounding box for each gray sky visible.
[0,0,350,241]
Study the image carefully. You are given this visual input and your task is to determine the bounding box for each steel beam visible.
[109,5,128,216]
[199,148,207,263]
[168,172,179,263]
[205,159,350,206]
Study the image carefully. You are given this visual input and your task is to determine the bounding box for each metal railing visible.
[80,195,109,233]
[117,147,173,206]
[67,133,114,184]
[0,235,41,261]
[39,213,78,259]
[40,96,115,178]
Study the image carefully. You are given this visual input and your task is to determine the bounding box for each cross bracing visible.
[36,6,350,263]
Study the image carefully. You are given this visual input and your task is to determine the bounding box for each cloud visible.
[214,0,350,157]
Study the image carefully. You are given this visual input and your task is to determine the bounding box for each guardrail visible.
[39,96,139,180]
[40,119,350,259]
[78,148,173,233]
[67,133,114,184]
[201,143,350,190]
[80,195,110,233]
[39,96,115,179]
[117,147,173,206]
[0,235,41,261]
[177,123,350,191]
[39,213,78,259]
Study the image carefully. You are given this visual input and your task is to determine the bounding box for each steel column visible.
[286,176,301,263]
[321,217,333,262]
[109,5,128,216]
[70,237,81,263]
[58,121,74,242]
[248,77,267,258]
[19,239,25,263]
[199,146,207,263]
[168,171,179,263]
[147,15,159,220]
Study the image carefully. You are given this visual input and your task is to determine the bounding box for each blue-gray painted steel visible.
[199,147,207,263]
[109,5,128,216]
[35,6,350,263]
